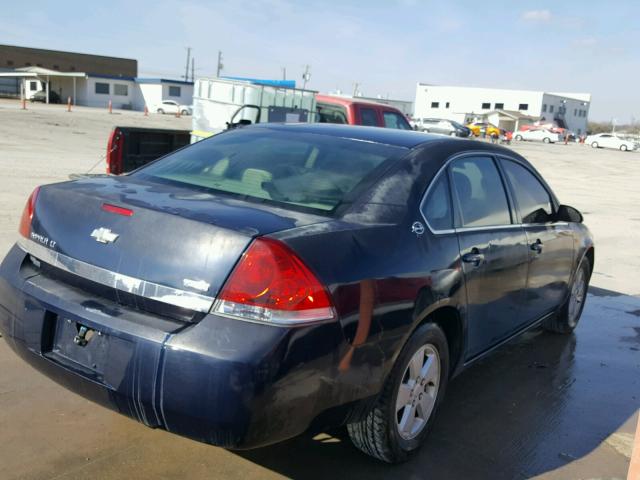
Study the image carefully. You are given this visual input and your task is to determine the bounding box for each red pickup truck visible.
[315,95,412,130]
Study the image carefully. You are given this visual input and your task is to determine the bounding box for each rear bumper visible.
[0,245,352,449]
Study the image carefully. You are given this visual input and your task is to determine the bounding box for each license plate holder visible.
[52,317,109,375]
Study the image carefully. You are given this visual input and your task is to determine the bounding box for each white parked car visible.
[585,133,636,151]
[154,100,192,115]
[514,129,561,143]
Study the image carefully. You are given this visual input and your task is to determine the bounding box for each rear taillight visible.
[213,238,335,325]
[19,187,40,238]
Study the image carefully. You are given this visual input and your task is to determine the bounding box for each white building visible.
[0,67,193,111]
[414,84,591,135]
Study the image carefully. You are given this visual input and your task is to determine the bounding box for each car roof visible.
[250,123,446,148]
[315,94,403,111]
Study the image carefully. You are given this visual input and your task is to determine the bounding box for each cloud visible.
[521,9,552,22]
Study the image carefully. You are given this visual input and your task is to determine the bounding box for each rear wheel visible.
[620,144,628,151]
[347,323,449,463]
[157,108,164,114]
[543,137,551,144]
[591,142,599,148]
[181,109,189,115]
[515,134,523,141]
[543,257,590,334]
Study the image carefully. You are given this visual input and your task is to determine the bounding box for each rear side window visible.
[317,103,348,124]
[501,160,553,223]
[359,108,378,126]
[134,129,406,213]
[422,174,453,231]
[383,111,412,130]
[450,157,511,227]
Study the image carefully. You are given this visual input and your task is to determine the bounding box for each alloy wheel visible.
[568,267,586,327]
[395,344,440,440]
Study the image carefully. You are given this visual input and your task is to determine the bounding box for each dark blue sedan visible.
[0,124,593,463]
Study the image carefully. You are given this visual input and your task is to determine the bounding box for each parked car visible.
[316,95,412,130]
[30,90,61,104]
[155,100,192,115]
[0,124,593,463]
[585,133,636,151]
[514,128,562,143]
[466,122,500,138]
[415,118,471,137]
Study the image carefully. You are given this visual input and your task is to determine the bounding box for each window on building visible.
[518,104,529,111]
[481,102,490,109]
[542,104,547,112]
[169,86,181,97]
[494,103,504,110]
[445,102,450,108]
[549,105,554,113]
[114,84,128,96]
[53,65,59,70]
[95,82,110,95]
[431,102,439,108]
[6,60,14,66]
[574,108,577,116]
[29,81,38,90]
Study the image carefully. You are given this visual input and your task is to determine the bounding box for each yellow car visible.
[466,122,501,138]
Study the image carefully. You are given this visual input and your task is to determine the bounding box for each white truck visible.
[191,77,318,142]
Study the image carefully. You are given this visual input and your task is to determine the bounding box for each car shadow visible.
[236,287,640,479]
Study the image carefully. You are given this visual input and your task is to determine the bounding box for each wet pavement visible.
[1,287,638,480]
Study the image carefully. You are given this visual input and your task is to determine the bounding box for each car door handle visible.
[462,249,484,266]
[530,239,543,253]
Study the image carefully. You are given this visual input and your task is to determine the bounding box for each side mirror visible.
[556,204,583,223]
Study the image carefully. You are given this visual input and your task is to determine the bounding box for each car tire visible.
[181,109,189,115]
[347,323,449,463]
[543,256,591,334]
[157,109,164,114]
[620,145,628,151]
[543,137,551,144]
[515,134,523,141]
[591,142,599,148]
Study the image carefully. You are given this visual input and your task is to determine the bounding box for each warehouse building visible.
[0,44,136,77]
[414,84,591,134]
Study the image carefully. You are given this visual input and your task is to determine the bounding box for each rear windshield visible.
[133,128,406,212]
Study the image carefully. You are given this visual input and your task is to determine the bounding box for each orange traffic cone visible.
[108,100,113,114]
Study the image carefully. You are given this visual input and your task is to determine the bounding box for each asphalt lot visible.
[0,99,638,479]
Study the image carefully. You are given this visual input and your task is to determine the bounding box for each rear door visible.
[499,157,574,321]
[449,155,530,359]
[356,106,381,126]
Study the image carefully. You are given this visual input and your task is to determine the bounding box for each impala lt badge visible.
[91,227,119,244]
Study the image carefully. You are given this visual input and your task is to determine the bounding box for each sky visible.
[1,0,639,121]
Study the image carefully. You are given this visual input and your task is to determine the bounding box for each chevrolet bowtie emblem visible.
[90,227,119,244]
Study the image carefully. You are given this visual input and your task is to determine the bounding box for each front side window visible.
[133,128,406,213]
[501,160,553,223]
[422,173,453,231]
[450,157,511,227]
[383,112,411,130]
[169,86,181,97]
[359,108,378,126]
[317,103,348,124]
[95,82,109,94]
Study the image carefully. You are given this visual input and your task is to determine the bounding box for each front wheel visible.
[347,323,449,463]
[591,142,599,148]
[181,109,189,115]
[543,137,551,144]
[543,256,591,334]
[620,144,628,151]
[515,134,523,141]
[157,109,164,114]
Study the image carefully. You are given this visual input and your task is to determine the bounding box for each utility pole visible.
[302,65,310,90]
[191,57,195,82]
[352,82,360,97]
[216,51,224,78]
[184,47,191,82]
